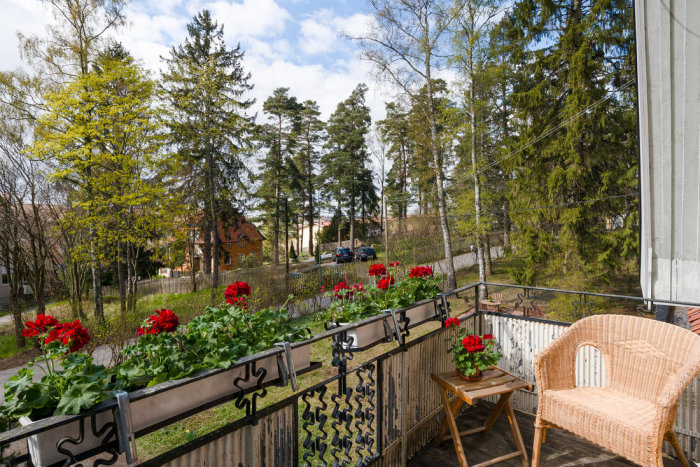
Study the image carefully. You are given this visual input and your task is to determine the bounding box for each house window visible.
[224,251,231,266]
[240,238,246,248]
[225,243,231,249]
[1,267,7,286]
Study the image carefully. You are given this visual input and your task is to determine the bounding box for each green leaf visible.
[4,368,34,400]
[55,383,105,415]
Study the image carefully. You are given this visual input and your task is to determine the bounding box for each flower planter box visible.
[337,319,393,349]
[19,344,311,467]
[399,299,438,327]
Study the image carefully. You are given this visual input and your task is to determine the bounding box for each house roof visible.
[194,218,265,244]
[688,307,700,335]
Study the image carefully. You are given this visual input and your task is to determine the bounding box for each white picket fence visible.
[483,313,700,463]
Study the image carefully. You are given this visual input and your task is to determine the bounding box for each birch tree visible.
[352,0,462,290]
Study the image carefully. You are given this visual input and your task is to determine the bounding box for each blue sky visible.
[2,0,391,122]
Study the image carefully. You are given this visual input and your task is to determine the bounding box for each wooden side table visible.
[432,367,532,467]
[481,299,502,312]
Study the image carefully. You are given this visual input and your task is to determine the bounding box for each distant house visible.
[181,218,265,272]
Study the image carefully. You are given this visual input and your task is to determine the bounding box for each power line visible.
[386,193,638,220]
[449,79,637,185]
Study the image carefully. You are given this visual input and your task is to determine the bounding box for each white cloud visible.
[205,0,292,41]
[0,0,54,70]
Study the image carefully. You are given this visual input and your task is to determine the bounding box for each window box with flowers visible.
[2,282,313,467]
[323,262,443,349]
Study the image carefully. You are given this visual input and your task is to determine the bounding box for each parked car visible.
[334,247,354,263]
[354,246,377,261]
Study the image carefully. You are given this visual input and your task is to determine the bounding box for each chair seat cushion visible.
[539,387,661,466]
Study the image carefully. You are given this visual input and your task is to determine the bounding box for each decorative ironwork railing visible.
[1,282,698,466]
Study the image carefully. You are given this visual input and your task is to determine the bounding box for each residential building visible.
[181,218,265,272]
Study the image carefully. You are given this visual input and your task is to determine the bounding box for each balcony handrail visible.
[483,281,700,308]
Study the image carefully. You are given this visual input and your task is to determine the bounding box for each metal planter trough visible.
[19,344,312,467]
[336,318,395,349]
[399,298,438,327]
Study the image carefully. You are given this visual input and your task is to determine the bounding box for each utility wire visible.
[385,193,638,220]
[449,79,637,185]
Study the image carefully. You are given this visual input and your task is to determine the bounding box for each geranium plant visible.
[116,284,311,388]
[323,262,443,325]
[447,324,502,378]
[1,315,117,419]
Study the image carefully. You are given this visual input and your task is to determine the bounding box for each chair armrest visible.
[657,358,700,410]
[534,329,578,393]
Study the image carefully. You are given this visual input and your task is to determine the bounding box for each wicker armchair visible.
[533,314,700,467]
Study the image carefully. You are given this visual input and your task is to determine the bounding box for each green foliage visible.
[501,0,639,284]
[1,342,118,420]
[323,271,442,323]
[322,83,377,243]
[116,305,311,388]
[447,332,502,377]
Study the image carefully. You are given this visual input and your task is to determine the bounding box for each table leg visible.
[505,398,528,466]
[483,392,511,431]
[435,395,465,446]
[439,386,469,467]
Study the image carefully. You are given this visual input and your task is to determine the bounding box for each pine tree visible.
[377,102,411,229]
[322,84,375,251]
[161,10,254,301]
[296,100,325,255]
[256,87,302,264]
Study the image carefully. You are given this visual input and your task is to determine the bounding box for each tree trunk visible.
[72,261,85,319]
[337,200,342,247]
[425,77,456,291]
[126,240,135,313]
[469,76,487,299]
[485,235,493,275]
[503,201,511,250]
[202,219,212,275]
[89,228,104,322]
[349,191,355,253]
[189,227,197,293]
[11,295,24,349]
[207,145,220,304]
[117,240,126,316]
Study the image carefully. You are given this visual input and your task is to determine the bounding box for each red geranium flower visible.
[333,281,350,299]
[351,283,365,293]
[224,281,252,304]
[389,261,399,267]
[461,334,485,353]
[45,320,90,353]
[22,314,59,338]
[444,317,461,328]
[409,266,433,278]
[377,274,395,290]
[368,263,387,276]
[137,309,179,336]
[483,334,494,340]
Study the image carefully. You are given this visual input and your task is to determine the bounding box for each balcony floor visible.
[409,402,684,467]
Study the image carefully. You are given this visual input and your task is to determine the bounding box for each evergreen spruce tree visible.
[503,0,638,285]
[161,10,254,302]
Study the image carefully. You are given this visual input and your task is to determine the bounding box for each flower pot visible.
[19,344,312,467]
[400,299,437,326]
[456,368,483,382]
[20,410,115,467]
[128,344,311,432]
[337,319,393,349]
